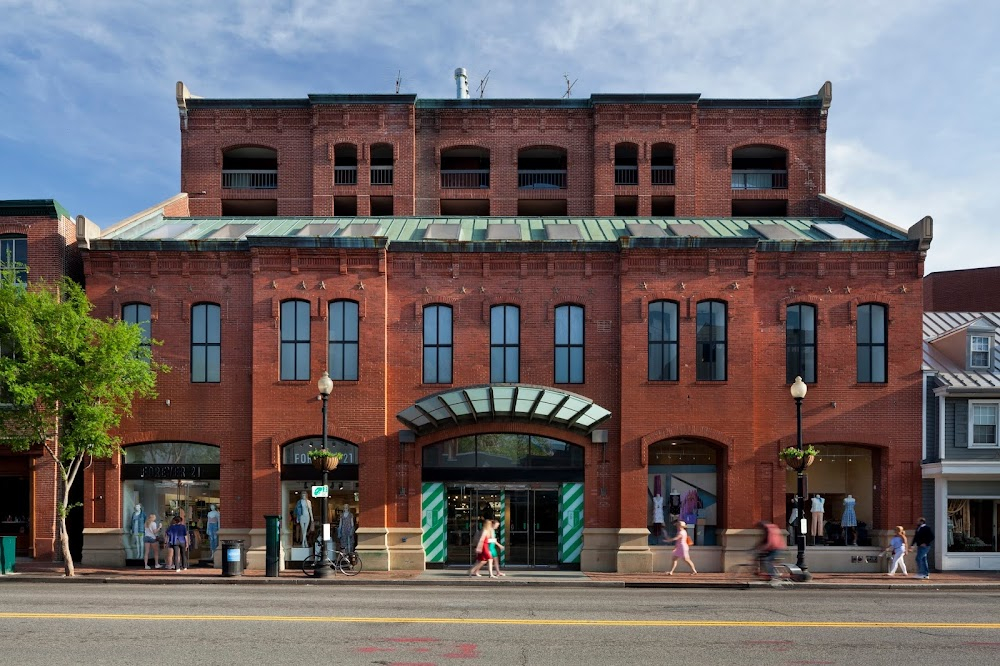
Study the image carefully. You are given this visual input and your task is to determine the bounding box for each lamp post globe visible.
[316,372,333,577]
[790,375,808,571]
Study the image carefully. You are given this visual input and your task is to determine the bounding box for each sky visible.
[0,0,995,275]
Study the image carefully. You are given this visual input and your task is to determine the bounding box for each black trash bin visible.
[221,539,244,577]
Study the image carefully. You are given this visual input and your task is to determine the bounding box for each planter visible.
[311,456,340,472]
[781,454,815,471]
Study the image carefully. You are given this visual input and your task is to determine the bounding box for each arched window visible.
[696,300,727,381]
[490,305,520,383]
[440,146,490,189]
[731,145,788,190]
[334,143,358,185]
[370,143,394,186]
[647,439,720,546]
[648,300,679,381]
[651,143,675,186]
[614,142,638,185]
[122,303,152,358]
[857,303,887,383]
[221,146,277,189]
[786,304,816,383]
[554,304,584,384]
[0,234,27,284]
[518,146,568,189]
[280,299,310,381]
[191,303,221,383]
[328,300,359,381]
[423,304,453,384]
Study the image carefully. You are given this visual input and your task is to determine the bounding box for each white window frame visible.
[969,335,991,369]
[968,400,1000,448]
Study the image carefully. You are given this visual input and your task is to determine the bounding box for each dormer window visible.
[970,335,991,369]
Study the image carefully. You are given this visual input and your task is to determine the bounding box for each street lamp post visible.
[790,376,808,571]
[317,371,334,578]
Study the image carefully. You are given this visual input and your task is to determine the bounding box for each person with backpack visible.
[755,520,785,581]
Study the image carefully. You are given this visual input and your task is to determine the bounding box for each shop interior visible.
[122,479,220,564]
[282,480,359,561]
[785,444,873,546]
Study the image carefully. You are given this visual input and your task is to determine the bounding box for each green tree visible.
[0,275,167,575]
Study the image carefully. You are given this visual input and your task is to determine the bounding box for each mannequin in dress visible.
[296,492,314,548]
[841,494,858,545]
[337,504,356,553]
[130,504,146,557]
[206,504,220,554]
[652,494,666,542]
[810,494,825,540]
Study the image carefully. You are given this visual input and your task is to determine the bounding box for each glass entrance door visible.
[506,489,559,567]
[445,484,560,567]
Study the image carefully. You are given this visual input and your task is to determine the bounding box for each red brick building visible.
[0,199,93,562]
[74,79,934,572]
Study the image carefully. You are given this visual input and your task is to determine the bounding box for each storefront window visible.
[785,444,873,546]
[422,434,583,469]
[121,442,221,564]
[947,498,999,552]
[647,440,719,546]
[279,437,360,561]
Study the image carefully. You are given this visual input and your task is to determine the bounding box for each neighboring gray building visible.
[923,312,1000,570]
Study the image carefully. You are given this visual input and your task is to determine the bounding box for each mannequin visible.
[841,494,858,546]
[337,504,356,553]
[295,492,314,548]
[206,504,220,554]
[787,505,799,547]
[810,495,825,539]
[652,494,665,542]
[130,504,146,557]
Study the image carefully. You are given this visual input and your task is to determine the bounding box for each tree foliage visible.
[0,275,167,573]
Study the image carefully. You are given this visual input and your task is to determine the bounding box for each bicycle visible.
[301,544,363,577]
[729,553,809,586]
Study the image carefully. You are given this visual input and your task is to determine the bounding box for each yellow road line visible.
[1,613,999,629]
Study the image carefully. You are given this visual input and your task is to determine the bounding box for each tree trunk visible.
[60,480,75,577]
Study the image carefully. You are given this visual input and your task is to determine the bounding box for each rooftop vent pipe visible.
[454,68,469,99]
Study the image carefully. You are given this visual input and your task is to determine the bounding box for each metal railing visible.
[334,166,358,186]
[440,169,491,189]
[614,166,638,186]
[222,170,277,189]
[651,166,676,186]
[370,165,393,186]
[518,169,567,189]
[731,169,788,190]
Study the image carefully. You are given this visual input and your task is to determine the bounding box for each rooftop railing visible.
[731,169,788,190]
[440,169,491,189]
[222,170,277,189]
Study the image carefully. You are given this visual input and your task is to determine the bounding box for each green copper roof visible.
[104,215,901,243]
[0,199,71,220]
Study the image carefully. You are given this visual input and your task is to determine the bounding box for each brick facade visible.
[72,82,931,572]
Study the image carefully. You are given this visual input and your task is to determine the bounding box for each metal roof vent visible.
[454,68,469,99]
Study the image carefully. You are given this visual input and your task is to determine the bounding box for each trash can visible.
[221,539,244,577]
[0,536,15,575]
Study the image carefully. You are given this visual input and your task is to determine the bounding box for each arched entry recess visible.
[646,439,723,547]
[397,384,611,570]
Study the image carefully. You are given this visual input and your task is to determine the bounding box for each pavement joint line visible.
[2,613,1000,629]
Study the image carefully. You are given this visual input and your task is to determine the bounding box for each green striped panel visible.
[421,482,446,563]
[499,490,506,566]
[558,482,584,563]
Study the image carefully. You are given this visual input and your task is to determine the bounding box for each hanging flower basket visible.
[779,446,819,471]
[308,449,343,471]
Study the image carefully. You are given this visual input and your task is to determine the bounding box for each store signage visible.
[122,464,221,480]
[312,485,329,498]
[282,439,358,466]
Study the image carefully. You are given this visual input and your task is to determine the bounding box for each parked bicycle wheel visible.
[301,553,320,577]
[337,551,362,576]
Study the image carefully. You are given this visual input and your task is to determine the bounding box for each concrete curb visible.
[4,573,1000,591]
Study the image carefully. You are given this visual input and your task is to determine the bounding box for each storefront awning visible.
[396,384,611,437]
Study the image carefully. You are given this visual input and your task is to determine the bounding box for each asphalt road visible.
[2,583,999,665]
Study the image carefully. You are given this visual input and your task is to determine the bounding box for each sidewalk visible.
[6,561,1000,589]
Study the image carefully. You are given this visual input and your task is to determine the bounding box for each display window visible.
[647,440,719,546]
[121,442,221,565]
[947,498,1000,553]
[279,437,359,562]
[0,468,30,555]
[784,444,873,546]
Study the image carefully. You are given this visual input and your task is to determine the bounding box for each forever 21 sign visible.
[122,464,221,480]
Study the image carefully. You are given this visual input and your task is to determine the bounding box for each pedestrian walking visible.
[884,525,908,576]
[909,517,934,579]
[666,520,698,575]
[142,514,161,569]
[490,520,506,577]
[468,520,496,577]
